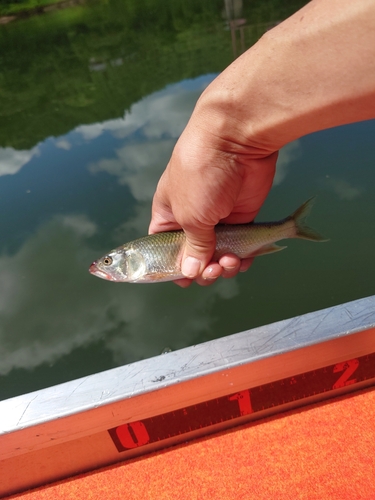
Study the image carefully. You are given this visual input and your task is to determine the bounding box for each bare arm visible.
[149,0,375,287]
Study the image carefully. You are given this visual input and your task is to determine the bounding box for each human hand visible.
[149,96,277,287]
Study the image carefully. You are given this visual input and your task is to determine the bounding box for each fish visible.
[89,198,327,283]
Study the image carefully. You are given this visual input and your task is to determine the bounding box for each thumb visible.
[181,227,216,279]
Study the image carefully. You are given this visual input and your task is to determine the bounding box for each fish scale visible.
[213,221,292,259]
[132,232,184,276]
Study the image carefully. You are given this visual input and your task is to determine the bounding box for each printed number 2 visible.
[333,359,359,389]
[228,390,253,416]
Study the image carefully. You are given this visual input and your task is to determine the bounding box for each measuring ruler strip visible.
[1,296,375,497]
[108,355,374,453]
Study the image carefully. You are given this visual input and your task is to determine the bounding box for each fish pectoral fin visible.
[251,243,287,257]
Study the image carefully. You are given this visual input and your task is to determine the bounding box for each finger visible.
[173,277,193,288]
[149,215,180,235]
[200,262,223,282]
[239,257,254,272]
[195,276,220,287]
[218,253,242,279]
[149,196,180,235]
[181,227,216,279]
[218,253,241,272]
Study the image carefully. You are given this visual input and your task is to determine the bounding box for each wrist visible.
[193,35,295,155]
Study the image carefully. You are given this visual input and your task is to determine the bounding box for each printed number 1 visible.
[333,359,359,389]
[229,390,253,416]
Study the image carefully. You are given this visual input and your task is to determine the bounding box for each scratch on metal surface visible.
[308,308,334,337]
[108,388,120,398]
[212,344,229,364]
[338,310,375,330]
[128,368,144,380]
[179,354,202,373]
[361,310,374,320]
[250,317,298,353]
[353,311,375,325]
[343,306,354,321]
[66,378,87,400]
[17,395,38,426]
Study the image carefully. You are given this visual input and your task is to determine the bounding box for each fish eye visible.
[103,256,113,266]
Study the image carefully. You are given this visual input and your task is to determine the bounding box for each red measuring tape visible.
[108,353,375,452]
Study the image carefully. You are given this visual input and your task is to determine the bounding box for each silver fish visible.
[89,198,326,283]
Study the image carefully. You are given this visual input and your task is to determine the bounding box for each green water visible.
[0,0,374,400]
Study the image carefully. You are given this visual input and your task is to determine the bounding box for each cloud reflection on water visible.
[89,139,175,201]
[273,141,301,186]
[0,146,39,177]
[0,75,315,380]
[79,75,214,143]
[0,75,242,378]
[322,176,362,201]
[0,212,239,376]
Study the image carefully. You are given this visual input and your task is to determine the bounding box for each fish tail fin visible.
[291,198,328,242]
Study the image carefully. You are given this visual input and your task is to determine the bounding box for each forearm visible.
[195,0,375,154]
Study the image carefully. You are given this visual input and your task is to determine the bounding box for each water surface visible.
[1,0,374,400]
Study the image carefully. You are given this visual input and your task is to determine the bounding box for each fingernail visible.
[181,256,201,278]
[203,266,217,281]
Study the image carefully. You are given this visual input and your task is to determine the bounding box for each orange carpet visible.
[7,387,375,500]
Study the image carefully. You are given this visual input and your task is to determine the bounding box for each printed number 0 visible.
[333,359,359,389]
[116,421,150,449]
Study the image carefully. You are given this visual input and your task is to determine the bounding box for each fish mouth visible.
[89,262,114,281]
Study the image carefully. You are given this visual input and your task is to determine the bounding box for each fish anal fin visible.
[251,243,287,257]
